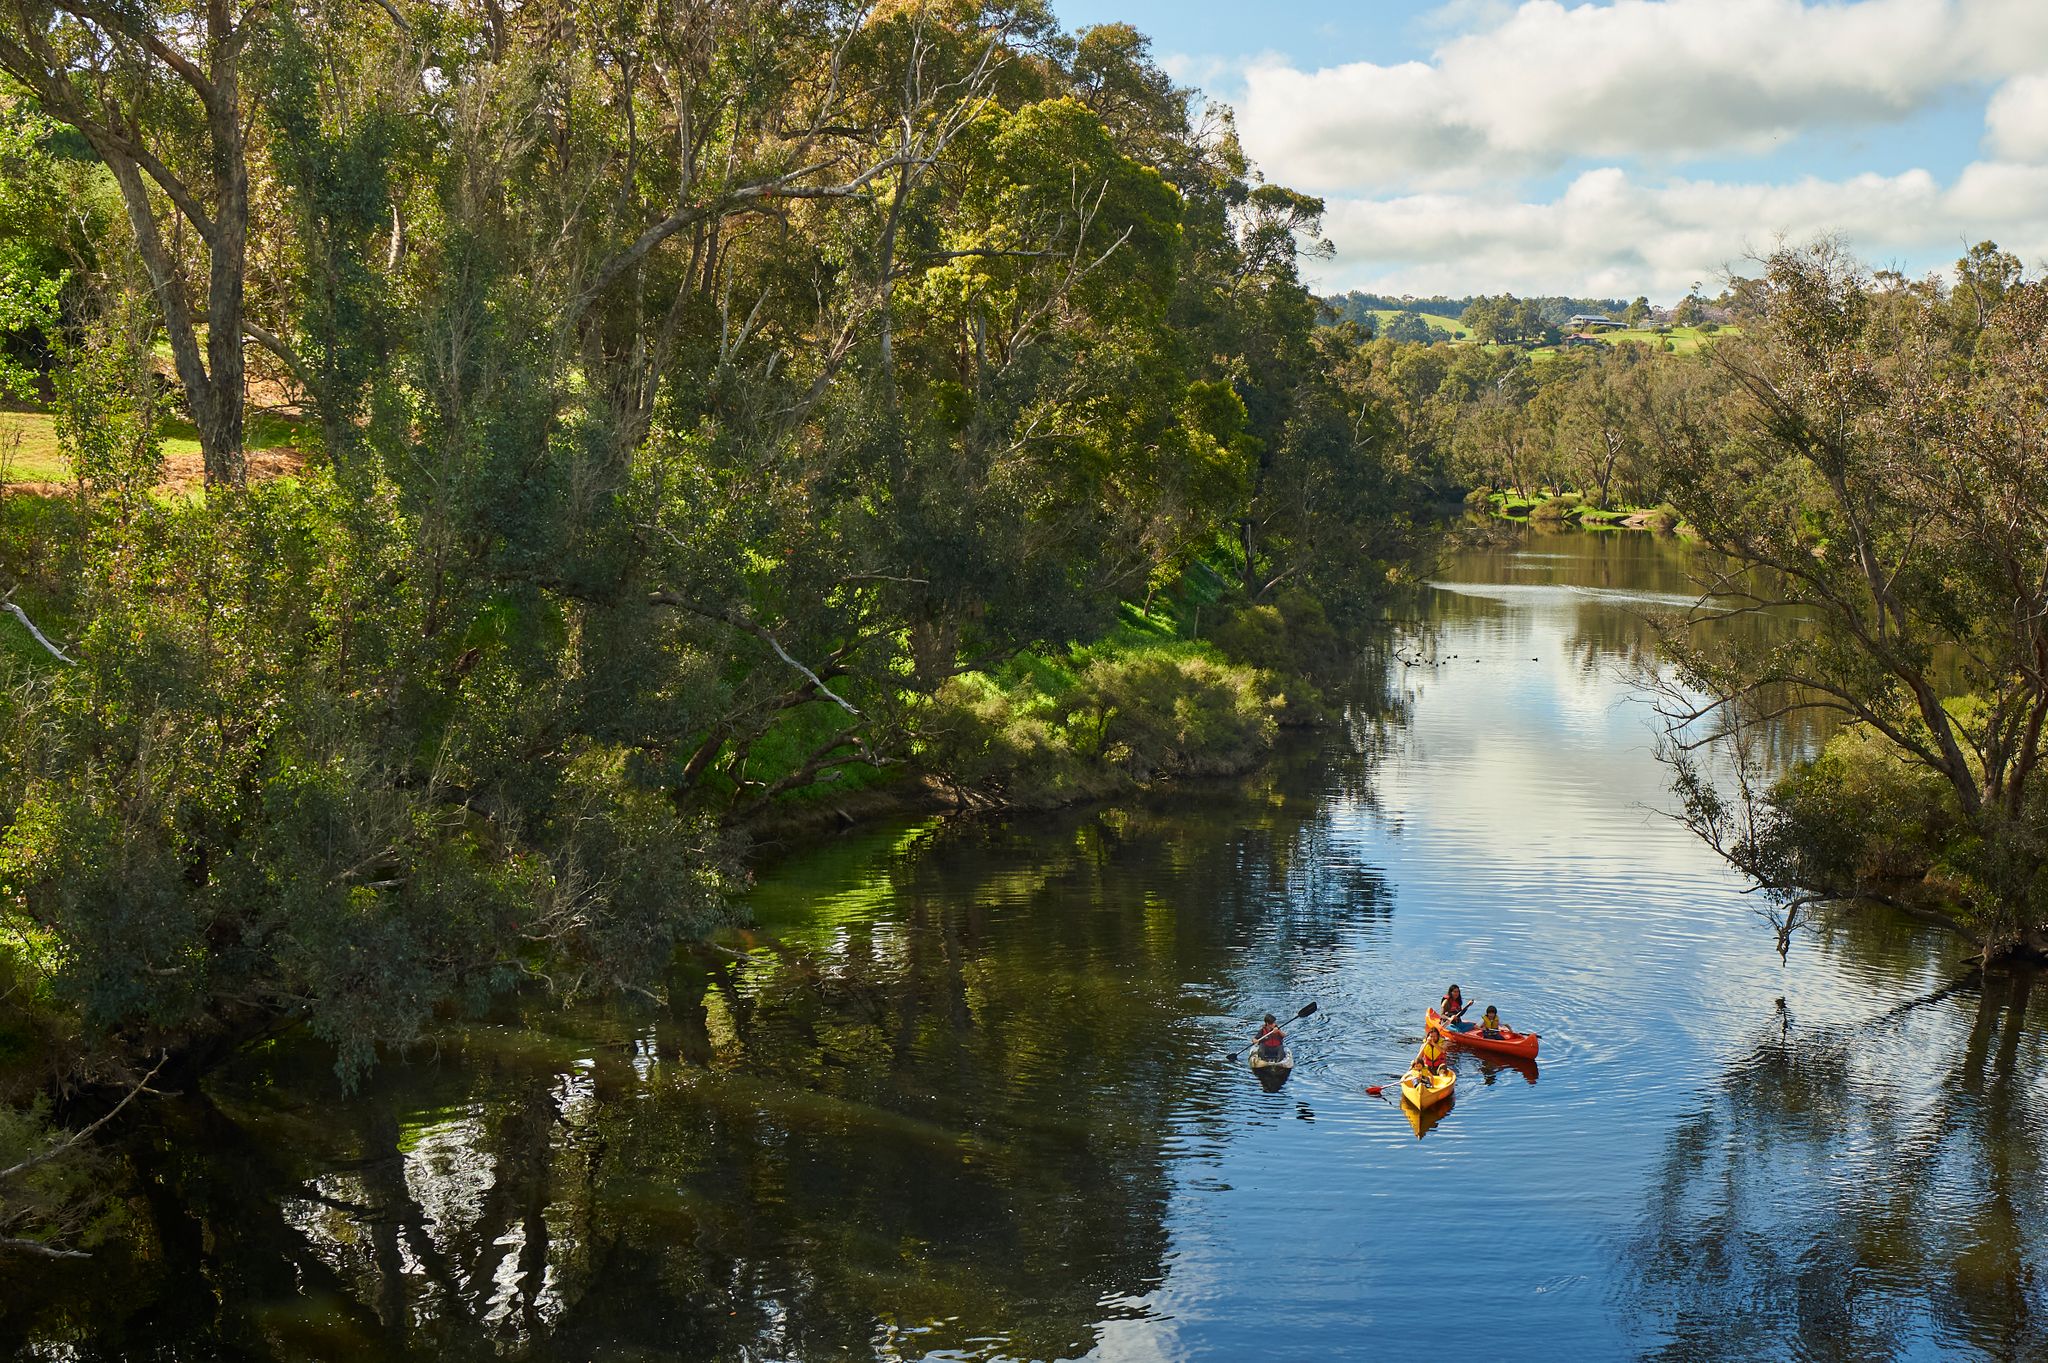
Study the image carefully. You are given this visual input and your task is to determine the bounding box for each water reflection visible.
[1620,968,2048,1360]
[1,751,1398,1363]
[1476,1055,1540,1087]
[1404,1095,1454,1140]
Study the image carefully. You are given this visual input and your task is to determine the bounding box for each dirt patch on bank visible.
[3,445,307,499]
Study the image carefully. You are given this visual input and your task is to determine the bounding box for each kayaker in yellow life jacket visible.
[1414,1023,1449,1073]
[1439,984,1468,1025]
[1255,1014,1286,1059]
[1480,1005,1504,1039]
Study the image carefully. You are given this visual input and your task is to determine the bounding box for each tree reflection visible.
[1620,969,2048,1360]
[1,755,1398,1362]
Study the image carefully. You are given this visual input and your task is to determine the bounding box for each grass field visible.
[1583,325,1731,354]
[2,409,302,485]
[1369,308,1472,340]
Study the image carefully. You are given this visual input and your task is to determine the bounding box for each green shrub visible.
[1644,503,1681,532]
[918,670,1084,800]
[919,639,1281,804]
[1069,641,1281,778]
[1462,485,1493,507]
[1759,723,1963,909]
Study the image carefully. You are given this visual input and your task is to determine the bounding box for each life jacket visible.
[1257,1025,1285,1053]
[1418,1036,1446,1069]
[1440,994,1464,1019]
[1482,1012,1502,1034]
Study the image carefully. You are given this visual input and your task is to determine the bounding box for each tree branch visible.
[0,1054,166,1184]
[1,596,75,665]
[646,592,861,716]
[0,1235,91,1259]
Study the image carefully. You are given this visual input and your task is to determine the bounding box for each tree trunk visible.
[200,14,249,487]
[0,2,252,487]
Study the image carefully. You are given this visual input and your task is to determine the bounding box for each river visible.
[6,524,2044,1361]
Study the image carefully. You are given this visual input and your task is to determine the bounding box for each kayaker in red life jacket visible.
[1439,984,1468,1025]
[1479,1005,1505,1039]
[1255,1014,1286,1059]
[1414,1023,1449,1074]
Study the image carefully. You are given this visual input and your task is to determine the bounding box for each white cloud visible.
[1240,0,2048,192]
[1314,162,2048,297]
[1985,72,2048,161]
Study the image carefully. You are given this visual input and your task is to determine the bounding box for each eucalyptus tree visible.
[1657,241,2048,961]
[0,0,278,484]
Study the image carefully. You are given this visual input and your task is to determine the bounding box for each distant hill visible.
[1322,291,1635,333]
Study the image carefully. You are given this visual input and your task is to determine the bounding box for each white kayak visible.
[1249,1049,1294,1073]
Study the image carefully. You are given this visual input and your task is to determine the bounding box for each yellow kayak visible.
[1400,1066,1455,1110]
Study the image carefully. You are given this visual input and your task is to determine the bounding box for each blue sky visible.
[1052,0,2048,300]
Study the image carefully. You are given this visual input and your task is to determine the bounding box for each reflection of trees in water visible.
[1,762,1396,1362]
[1431,525,1840,768]
[1620,971,2047,1360]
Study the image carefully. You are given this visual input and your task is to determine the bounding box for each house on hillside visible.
[1567,313,1624,330]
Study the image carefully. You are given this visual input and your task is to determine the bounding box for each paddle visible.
[1366,1069,1423,1096]
[1227,1000,1317,1062]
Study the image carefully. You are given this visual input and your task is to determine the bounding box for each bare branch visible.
[0,1054,167,1184]
[1,597,75,666]
[646,592,861,716]
[0,1235,92,1259]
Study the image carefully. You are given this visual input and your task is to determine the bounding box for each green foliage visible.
[1655,240,2048,955]
[0,2,1419,1093]
[0,102,66,401]
[0,1094,125,1254]
[51,301,166,512]
[1765,725,1960,895]
[920,635,1280,804]
[1460,293,1561,347]
[1377,309,1448,344]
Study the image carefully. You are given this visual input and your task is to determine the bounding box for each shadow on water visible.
[1619,968,2048,1361]
[0,744,1399,1363]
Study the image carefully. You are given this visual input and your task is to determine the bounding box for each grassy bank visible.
[1,409,304,491]
[1466,486,1681,532]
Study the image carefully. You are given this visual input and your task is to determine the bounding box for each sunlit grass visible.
[1,408,302,485]
[1369,308,1472,340]
[1585,324,1733,354]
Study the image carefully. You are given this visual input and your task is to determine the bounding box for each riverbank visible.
[1466,486,1683,532]
[741,591,1363,852]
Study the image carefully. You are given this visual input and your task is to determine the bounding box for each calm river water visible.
[7,525,2045,1361]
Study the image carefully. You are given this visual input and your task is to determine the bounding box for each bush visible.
[918,669,1084,800]
[1204,592,1338,720]
[1462,485,1493,507]
[1754,724,1962,912]
[1529,494,1580,521]
[1070,642,1281,778]
[919,639,1281,804]
[1644,502,1681,532]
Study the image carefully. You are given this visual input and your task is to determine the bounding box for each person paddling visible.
[1255,1013,1287,1060]
[1413,1021,1449,1075]
[1439,983,1469,1026]
[1479,1005,1507,1039]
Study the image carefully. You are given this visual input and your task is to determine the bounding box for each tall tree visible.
[1657,241,2048,961]
[0,0,283,485]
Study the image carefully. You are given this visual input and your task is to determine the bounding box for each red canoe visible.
[1426,1006,1540,1060]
